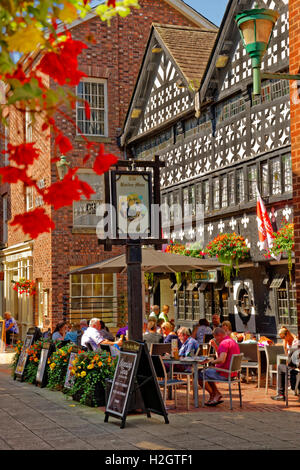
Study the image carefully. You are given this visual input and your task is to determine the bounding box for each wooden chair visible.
[264,344,285,394]
[201,353,244,410]
[238,343,261,388]
[151,355,190,409]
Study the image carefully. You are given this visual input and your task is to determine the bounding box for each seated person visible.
[278,326,297,354]
[81,317,122,350]
[143,320,163,345]
[191,318,213,345]
[52,321,67,343]
[4,311,19,345]
[161,322,182,349]
[116,324,128,339]
[65,323,81,344]
[99,320,115,341]
[79,319,88,332]
[271,340,300,401]
[177,327,198,357]
[199,327,240,406]
[156,318,164,335]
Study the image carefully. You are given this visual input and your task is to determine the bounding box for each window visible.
[76,79,108,136]
[73,171,104,227]
[216,96,246,122]
[25,110,33,142]
[2,194,7,243]
[203,180,210,213]
[213,177,220,210]
[189,186,195,216]
[70,272,117,325]
[228,172,235,206]
[283,154,292,193]
[183,187,189,217]
[252,79,289,106]
[277,279,297,327]
[221,175,228,208]
[236,169,245,204]
[25,186,33,211]
[271,157,282,195]
[248,165,257,201]
[261,162,269,197]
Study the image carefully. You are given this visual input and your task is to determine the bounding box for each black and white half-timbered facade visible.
[121,0,294,338]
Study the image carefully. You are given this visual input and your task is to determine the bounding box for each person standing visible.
[159,305,170,323]
[4,312,19,345]
[149,305,160,322]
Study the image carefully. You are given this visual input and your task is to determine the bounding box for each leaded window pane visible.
[261,162,269,197]
[248,165,257,201]
[228,172,235,205]
[213,178,220,210]
[221,176,228,208]
[236,169,245,204]
[271,157,282,195]
[283,154,292,193]
[203,181,210,212]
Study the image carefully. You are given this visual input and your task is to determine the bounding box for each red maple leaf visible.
[43,168,95,210]
[5,143,40,167]
[93,144,118,175]
[55,133,73,154]
[0,166,34,185]
[10,208,55,239]
[37,36,87,86]
[107,0,116,6]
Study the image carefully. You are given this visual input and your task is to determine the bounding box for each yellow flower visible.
[80,371,86,378]
[87,364,94,369]
[50,363,56,369]
[98,361,103,367]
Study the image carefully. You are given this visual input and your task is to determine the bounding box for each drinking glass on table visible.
[203,344,208,356]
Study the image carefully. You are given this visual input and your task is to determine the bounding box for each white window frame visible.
[76,78,108,137]
[2,194,7,243]
[25,186,34,211]
[25,109,33,142]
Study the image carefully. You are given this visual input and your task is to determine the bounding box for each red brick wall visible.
[3,0,207,329]
[289,0,300,334]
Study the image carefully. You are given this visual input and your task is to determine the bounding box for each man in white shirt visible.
[81,318,122,350]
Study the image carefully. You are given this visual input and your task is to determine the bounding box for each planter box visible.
[72,381,106,407]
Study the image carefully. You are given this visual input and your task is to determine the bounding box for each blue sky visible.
[185,0,229,26]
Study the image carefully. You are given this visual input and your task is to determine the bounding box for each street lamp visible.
[56,155,70,180]
[235,6,300,95]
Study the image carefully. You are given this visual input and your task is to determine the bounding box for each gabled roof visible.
[60,0,218,33]
[154,24,218,89]
[121,23,217,145]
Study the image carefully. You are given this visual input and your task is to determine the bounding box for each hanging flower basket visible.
[203,233,250,284]
[266,222,294,283]
[11,278,36,296]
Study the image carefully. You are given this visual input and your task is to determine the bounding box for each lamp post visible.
[56,155,70,180]
[235,6,300,95]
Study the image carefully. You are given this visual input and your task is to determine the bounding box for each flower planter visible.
[72,381,106,407]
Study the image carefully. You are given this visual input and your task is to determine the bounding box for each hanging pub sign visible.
[193,270,218,283]
[111,170,152,239]
[14,327,41,381]
[0,320,5,352]
[105,340,169,429]
[36,341,55,388]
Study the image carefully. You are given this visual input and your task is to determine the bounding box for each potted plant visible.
[204,233,250,284]
[68,350,117,407]
[266,222,294,283]
[47,344,74,390]
[11,278,36,296]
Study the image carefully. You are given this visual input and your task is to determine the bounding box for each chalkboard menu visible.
[64,349,79,389]
[36,342,55,388]
[0,320,5,352]
[14,327,41,381]
[105,341,169,429]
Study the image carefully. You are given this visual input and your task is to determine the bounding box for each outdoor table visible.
[163,356,208,408]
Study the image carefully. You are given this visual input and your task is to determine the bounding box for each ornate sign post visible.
[98,155,166,341]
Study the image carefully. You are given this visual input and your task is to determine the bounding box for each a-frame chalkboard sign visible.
[36,341,55,388]
[14,327,41,382]
[105,340,169,429]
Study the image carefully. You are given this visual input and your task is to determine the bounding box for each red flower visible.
[5,143,40,167]
[93,144,118,175]
[10,208,55,239]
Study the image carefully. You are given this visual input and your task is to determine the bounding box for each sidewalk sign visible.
[64,346,79,389]
[14,327,41,382]
[36,341,55,388]
[0,320,5,352]
[105,340,169,429]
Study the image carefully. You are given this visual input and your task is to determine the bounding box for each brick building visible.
[0,1,217,338]
[290,0,300,333]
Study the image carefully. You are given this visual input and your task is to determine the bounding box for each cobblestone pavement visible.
[1,364,300,451]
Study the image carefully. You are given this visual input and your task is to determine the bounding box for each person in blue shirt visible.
[4,311,19,345]
[177,327,199,357]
